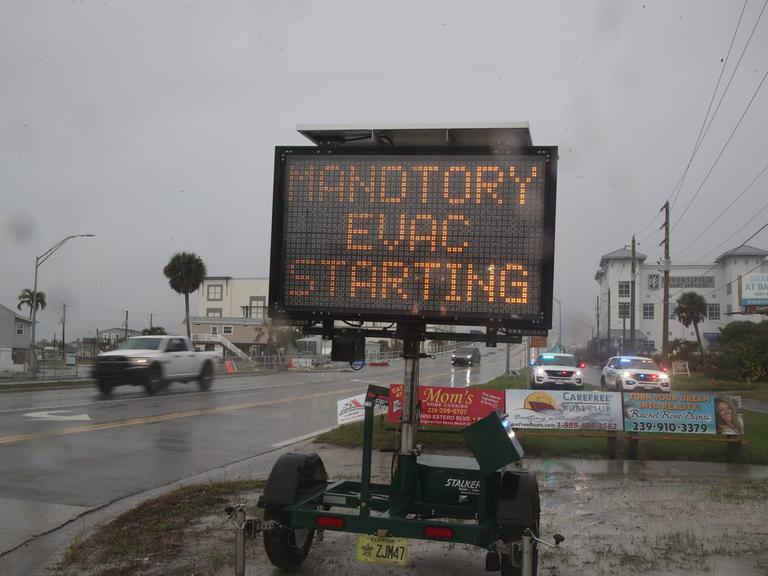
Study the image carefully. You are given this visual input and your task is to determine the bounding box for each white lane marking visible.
[271,427,335,448]
[24,410,92,421]
[350,379,379,383]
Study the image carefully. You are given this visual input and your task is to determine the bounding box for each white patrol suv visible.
[601,356,671,393]
[530,353,584,390]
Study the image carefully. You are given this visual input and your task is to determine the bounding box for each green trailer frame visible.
[257,323,544,575]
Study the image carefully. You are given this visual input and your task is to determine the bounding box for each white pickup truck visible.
[95,335,218,395]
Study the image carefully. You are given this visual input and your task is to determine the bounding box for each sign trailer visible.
[250,125,561,576]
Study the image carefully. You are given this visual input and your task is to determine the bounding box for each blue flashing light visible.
[620,358,631,363]
[542,354,555,359]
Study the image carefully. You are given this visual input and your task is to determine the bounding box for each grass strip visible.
[315,374,768,464]
[57,480,264,576]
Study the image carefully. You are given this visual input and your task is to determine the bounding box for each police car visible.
[530,353,584,390]
[600,356,671,393]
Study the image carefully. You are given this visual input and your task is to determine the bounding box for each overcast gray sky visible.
[2,0,767,345]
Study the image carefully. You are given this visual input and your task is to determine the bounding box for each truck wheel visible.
[198,362,213,391]
[145,365,163,395]
[600,375,606,388]
[97,380,113,395]
[615,377,623,392]
[263,509,315,570]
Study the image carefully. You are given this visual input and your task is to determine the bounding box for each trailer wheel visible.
[497,471,540,576]
[263,509,315,570]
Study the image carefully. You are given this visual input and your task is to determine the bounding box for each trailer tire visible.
[263,508,315,570]
[497,471,540,576]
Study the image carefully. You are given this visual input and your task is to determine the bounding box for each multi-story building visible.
[0,303,33,372]
[190,277,270,359]
[594,244,768,355]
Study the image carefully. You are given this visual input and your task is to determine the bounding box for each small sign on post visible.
[672,361,689,377]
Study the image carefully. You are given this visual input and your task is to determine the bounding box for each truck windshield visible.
[119,338,162,350]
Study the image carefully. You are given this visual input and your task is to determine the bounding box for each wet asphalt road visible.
[0,345,529,556]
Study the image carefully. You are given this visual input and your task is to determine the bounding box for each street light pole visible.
[27,234,95,374]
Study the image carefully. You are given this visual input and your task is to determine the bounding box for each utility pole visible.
[630,236,636,354]
[660,202,670,367]
[607,289,612,355]
[124,310,129,341]
[150,313,153,330]
[62,303,67,360]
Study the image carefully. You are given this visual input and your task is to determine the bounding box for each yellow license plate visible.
[356,534,408,566]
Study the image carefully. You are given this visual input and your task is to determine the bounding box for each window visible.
[727,304,733,315]
[646,340,655,352]
[206,308,222,317]
[618,302,630,318]
[726,283,732,295]
[618,281,630,298]
[642,304,654,320]
[249,296,267,319]
[223,326,233,335]
[211,326,219,335]
[708,304,720,320]
[207,284,223,301]
[16,323,24,335]
[669,307,676,320]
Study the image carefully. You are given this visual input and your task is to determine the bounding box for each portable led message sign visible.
[269,147,557,331]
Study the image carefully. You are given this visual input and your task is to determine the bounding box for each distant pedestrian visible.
[714,397,743,435]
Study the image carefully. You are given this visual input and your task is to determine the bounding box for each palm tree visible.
[17,288,47,318]
[163,252,207,339]
[675,291,708,366]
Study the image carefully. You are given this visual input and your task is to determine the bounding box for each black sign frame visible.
[269,146,557,332]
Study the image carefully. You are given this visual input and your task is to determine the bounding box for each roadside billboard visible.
[388,384,504,427]
[622,391,743,435]
[504,389,623,431]
[741,273,768,306]
[337,393,386,425]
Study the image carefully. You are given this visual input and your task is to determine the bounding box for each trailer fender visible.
[495,470,540,532]
[261,453,328,508]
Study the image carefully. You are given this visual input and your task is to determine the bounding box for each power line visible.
[648,218,768,307]
[671,68,768,233]
[675,159,768,259]
[670,0,751,212]
[691,0,768,173]
[631,1,748,241]
[697,257,768,303]
[694,198,768,263]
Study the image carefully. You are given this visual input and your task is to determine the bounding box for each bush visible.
[709,320,768,382]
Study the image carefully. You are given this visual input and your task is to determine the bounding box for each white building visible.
[594,244,768,355]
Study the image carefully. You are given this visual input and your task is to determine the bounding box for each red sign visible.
[388,384,504,427]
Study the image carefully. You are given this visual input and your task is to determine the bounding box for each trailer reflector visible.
[316,516,345,529]
[424,526,454,540]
